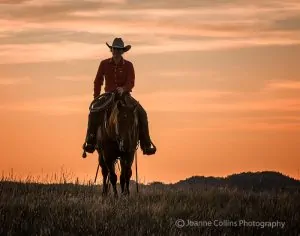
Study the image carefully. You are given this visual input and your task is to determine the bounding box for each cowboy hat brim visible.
[106,42,131,52]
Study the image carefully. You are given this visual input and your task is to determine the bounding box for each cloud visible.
[1,0,299,24]
[134,90,300,113]
[1,0,300,64]
[1,83,300,133]
[55,75,91,82]
[159,71,207,78]
[0,42,102,64]
[0,77,32,85]
[24,0,126,7]
[0,93,90,115]
[1,1,300,34]
[264,80,300,91]
[180,120,300,131]
[2,89,294,114]
[1,35,300,64]
[271,15,300,31]
[2,89,300,131]
[0,0,29,4]
[0,30,113,45]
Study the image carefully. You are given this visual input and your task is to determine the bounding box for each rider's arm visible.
[122,61,135,92]
[93,61,105,98]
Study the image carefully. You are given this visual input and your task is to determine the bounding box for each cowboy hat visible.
[106,38,131,52]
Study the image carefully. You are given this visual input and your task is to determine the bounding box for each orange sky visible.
[1,0,300,183]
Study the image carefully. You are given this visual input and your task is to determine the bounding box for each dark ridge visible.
[173,171,300,191]
[174,176,225,187]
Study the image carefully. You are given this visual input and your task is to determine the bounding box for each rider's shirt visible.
[93,57,135,98]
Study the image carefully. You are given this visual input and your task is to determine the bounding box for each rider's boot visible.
[137,104,157,155]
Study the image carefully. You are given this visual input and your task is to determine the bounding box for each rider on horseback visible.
[83,38,157,155]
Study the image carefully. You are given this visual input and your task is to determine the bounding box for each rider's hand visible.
[116,87,125,95]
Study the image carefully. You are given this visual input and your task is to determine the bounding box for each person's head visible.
[106,38,131,58]
[111,47,124,58]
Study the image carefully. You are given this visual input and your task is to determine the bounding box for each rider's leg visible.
[136,103,157,155]
[83,111,99,153]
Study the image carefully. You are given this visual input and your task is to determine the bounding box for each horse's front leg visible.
[99,155,109,197]
[120,158,128,195]
[107,161,118,198]
[101,167,109,196]
[125,165,132,196]
[120,167,125,194]
[121,153,134,196]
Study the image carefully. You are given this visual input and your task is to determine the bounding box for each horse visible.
[96,92,139,197]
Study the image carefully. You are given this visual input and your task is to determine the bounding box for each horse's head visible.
[107,99,139,152]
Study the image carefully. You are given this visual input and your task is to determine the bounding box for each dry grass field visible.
[0,177,299,236]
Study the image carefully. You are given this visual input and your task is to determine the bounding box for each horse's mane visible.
[107,100,120,137]
[103,98,139,151]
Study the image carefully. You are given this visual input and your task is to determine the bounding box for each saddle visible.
[89,92,139,113]
[89,93,114,112]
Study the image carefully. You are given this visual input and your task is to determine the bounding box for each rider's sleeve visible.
[93,61,105,98]
[123,61,135,92]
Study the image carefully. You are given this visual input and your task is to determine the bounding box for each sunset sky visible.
[1,0,300,183]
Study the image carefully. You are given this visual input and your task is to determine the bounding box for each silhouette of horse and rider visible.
[82,38,157,196]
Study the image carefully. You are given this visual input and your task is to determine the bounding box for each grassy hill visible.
[0,171,299,235]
